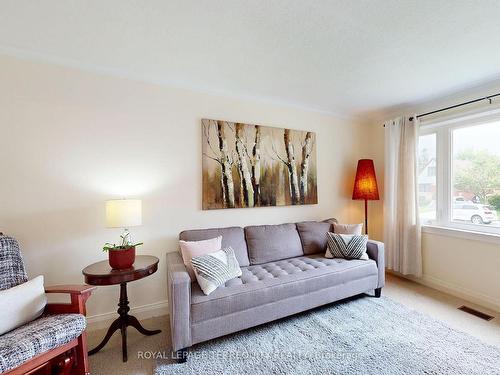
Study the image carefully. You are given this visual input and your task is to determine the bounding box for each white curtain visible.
[384,116,422,277]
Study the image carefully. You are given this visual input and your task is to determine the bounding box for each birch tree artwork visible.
[202,119,317,209]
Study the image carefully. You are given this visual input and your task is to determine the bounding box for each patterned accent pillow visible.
[325,233,369,260]
[191,247,242,295]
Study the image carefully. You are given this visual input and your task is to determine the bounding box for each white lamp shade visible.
[105,199,142,228]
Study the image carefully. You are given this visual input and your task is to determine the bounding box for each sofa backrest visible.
[179,226,250,267]
[178,218,338,268]
[296,217,338,255]
[245,223,303,265]
[296,221,332,255]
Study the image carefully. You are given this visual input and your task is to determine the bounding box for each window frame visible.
[419,108,500,236]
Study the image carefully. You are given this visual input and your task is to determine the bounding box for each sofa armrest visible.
[366,240,385,289]
[166,251,192,351]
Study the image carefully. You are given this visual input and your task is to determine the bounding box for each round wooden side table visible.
[82,255,161,362]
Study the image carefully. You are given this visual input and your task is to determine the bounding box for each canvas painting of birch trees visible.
[202,119,317,209]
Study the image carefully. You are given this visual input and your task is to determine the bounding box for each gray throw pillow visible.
[325,233,369,260]
[191,247,242,295]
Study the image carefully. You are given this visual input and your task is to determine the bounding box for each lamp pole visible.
[364,199,368,235]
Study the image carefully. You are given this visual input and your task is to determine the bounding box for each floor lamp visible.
[352,159,380,235]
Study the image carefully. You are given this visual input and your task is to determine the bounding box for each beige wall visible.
[362,122,385,241]
[421,232,500,310]
[363,94,500,312]
[0,55,370,322]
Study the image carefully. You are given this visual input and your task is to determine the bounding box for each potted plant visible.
[103,241,143,270]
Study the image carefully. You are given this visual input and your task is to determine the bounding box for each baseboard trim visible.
[86,300,169,332]
[390,270,500,313]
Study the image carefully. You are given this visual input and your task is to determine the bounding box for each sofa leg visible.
[174,348,189,363]
[374,288,382,298]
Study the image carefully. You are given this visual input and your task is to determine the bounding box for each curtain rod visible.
[383,92,500,126]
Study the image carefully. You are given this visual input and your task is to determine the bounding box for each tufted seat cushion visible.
[0,314,86,373]
[190,255,378,323]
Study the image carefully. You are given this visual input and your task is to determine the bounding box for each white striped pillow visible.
[191,247,242,295]
[325,233,369,260]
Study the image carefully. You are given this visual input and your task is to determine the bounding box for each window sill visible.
[422,225,500,245]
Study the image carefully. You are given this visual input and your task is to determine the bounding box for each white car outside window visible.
[452,203,498,224]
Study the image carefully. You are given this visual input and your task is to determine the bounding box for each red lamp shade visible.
[352,159,379,200]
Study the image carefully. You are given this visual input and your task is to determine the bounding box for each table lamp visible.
[352,159,379,235]
[105,199,142,246]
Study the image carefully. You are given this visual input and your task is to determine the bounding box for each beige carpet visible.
[88,274,500,375]
[88,315,170,375]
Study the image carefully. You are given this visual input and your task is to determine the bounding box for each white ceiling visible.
[1,0,500,118]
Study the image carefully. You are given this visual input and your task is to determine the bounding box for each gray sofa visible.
[166,219,385,358]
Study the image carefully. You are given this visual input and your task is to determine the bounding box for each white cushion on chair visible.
[0,275,47,335]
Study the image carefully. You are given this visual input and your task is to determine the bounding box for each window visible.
[418,115,500,235]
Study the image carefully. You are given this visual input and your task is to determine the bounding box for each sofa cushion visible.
[0,314,86,373]
[322,217,338,226]
[296,221,332,255]
[245,223,303,265]
[190,255,378,323]
[179,227,250,267]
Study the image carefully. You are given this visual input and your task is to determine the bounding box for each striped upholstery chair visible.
[0,235,94,375]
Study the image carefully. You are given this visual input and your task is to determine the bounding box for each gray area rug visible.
[155,296,500,375]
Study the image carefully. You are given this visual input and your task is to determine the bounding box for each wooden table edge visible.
[82,256,159,286]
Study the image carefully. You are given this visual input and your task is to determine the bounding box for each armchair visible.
[0,235,95,375]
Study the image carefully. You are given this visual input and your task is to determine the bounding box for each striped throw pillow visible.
[325,233,369,260]
[191,247,242,295]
